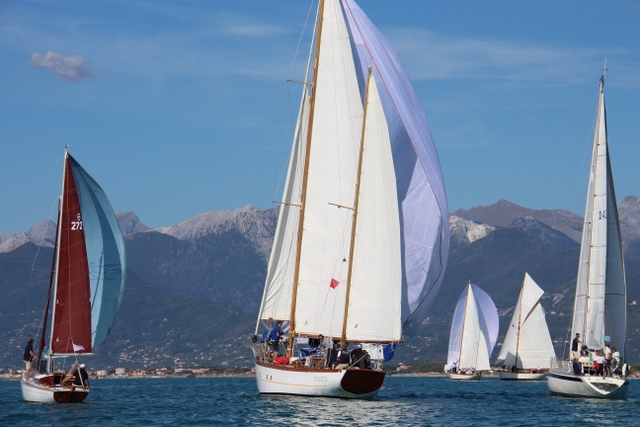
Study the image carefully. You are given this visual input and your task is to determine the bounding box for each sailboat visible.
[547,74,630,399]
[21,147,126,403]
[252,0,449,398]
[445,283,499,380]
[495,273,555,380]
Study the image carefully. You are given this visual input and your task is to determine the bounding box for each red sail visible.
[51,155,93,355]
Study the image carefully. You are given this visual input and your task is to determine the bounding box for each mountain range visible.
[2,197,640,370]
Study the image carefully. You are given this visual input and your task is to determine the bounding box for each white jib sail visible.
[345,74,402,342]
[256,90,310,329]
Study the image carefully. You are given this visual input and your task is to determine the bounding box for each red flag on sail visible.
[330,278,339,289]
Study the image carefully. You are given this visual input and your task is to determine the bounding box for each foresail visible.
[346,74,402,342]
[472,284,499,362]
[341,0,449,336]
[69,155,126,348]
[518,303,555,369]
[495,292,520,368]
[604,144,627,356]
[294,0,364,338]
[256,91,310,330]
[446,286,468,368]
[51,154,93,355]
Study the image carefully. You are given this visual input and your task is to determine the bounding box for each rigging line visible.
[272,1,318,206]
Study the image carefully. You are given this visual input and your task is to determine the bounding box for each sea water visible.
[1,376,638,426]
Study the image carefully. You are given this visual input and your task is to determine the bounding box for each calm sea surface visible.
[1,376,639,426]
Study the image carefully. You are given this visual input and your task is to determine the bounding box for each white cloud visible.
[30,51,97,83]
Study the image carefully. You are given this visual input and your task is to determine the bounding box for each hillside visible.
[2,197,640,369]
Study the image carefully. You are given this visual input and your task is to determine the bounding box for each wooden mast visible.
[514,277,524,371]
[286,0,325,357]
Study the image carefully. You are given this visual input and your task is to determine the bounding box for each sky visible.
[1,0,639,234]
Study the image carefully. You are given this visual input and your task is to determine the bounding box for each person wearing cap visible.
[350,344,370,369]
[73,363,90,388]
[23,338,37,378]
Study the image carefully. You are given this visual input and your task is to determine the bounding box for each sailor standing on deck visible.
[269,321,283,359]
[23,338,37,378]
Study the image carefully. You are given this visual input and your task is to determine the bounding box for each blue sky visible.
[1,0,639,233]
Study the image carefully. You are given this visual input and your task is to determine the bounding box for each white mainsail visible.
[447,284,499,371]
[571,75,627,356]
[495,273,555,369]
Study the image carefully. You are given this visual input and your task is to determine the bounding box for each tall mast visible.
[514,278,524,369]
[47,146,68,372]
[340,66,372,342]
[286,0,325,356]
[458,282,471,367]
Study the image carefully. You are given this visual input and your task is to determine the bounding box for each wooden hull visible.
[21,374,90,404]
[447,372,481,380]
[547,372,629,399]
[499,371,546,381]
[254,361,385,399]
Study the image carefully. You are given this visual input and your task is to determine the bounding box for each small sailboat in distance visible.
[496,273,555,380]
[251,0,449,398]
[445,282,499,380]
[547,73,630,399]
[21,146,126,403]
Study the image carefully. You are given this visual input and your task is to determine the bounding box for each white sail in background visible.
[571,76,627,355]
[447,284,499,371]
[496,273,555,369]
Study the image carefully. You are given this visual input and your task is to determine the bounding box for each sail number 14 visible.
[598,210,607,220]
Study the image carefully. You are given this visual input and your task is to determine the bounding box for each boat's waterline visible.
[547,372,629,399]
[254,362,385,399]
[447,372,481,380]
[498,371,546,381]
[21,376,89,404]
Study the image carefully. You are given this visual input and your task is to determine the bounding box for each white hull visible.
[254,362,385,399]
[447,372,481,380]
[547,372,629,399]
[499,371,546,381]
[21,374,90,404]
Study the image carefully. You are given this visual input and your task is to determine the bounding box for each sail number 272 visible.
[71,213,83,230]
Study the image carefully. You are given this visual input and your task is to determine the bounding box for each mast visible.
[458,282,471,368]
[47,146,68,372]
[340,66,372,342]
[287,0,325,356]
[515,278,524,369]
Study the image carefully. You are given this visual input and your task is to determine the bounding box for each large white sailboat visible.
[496,273,555,380]
[21,147,126,403]
[445,283,499,380]
[547,74,630,399]
[252,0,449,398]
